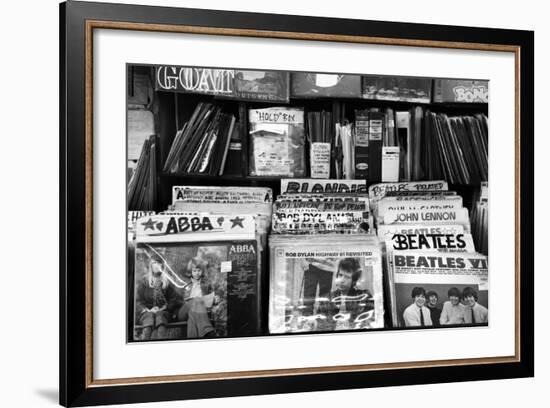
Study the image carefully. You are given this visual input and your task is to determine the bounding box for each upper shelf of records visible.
[127,65,489,212]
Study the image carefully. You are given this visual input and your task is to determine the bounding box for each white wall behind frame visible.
[0,1,545,408]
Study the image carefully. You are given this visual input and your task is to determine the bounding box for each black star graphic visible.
[141,218,156,231]
[230,216,245,228]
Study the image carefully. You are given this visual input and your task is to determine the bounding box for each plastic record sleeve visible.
[268,234,384,334]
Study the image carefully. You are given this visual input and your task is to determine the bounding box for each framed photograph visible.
[60,1,534,406]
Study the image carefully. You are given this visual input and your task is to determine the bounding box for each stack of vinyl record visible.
[128,135,158,211]
[369,181,488,329]
[268,234,384,334]
[338,108,489,186]
[169,185,273,250]
[339,106,424,184]
[267,178,384,334]
[163,102,236,175]
[130,185,273,341]
[425,112,488,185]
[133,212,261,340]
[470,182,488,256]
[272,179,372,234]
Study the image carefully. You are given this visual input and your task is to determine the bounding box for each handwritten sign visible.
[136,214,256,242]
[172,186,272,204]
[249,108,304,125]
[310,143,331,178]
[368,181,449,203]
[282,179,367,194]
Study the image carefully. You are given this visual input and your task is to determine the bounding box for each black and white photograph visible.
[127,63,491,341]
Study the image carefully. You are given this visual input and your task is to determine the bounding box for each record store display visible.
[126,65,490,341]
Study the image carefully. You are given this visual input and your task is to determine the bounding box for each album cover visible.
[269,235,384,333]
[130,214,260,341]
[390,251,488,328]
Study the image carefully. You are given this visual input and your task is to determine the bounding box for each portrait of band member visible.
[176,257,218,338]
[403,287,432,327]
[134,254,179,340]
[403,286,488,327]
[301,257,374,331]
[461,287,488,324]
[426,290,441,327]
[440,287,467,325]
[134,253,218,340]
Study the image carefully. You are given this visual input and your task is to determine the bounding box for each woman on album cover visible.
[135,254,179,340]
[176,257,218,338]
